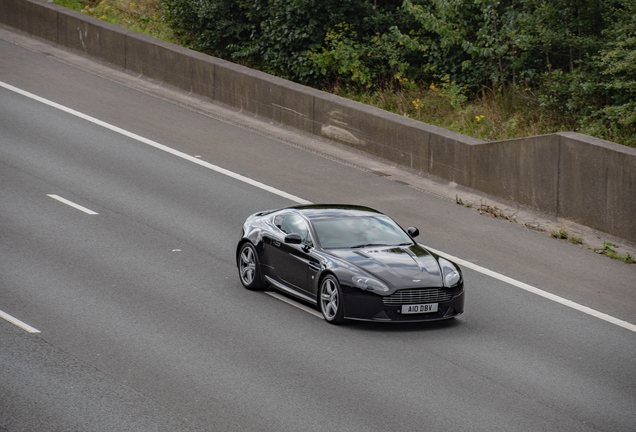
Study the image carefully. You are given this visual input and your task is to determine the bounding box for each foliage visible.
[550,227,569,240]
[55,0,87,10]
[160,0,401,84]
[594,242,635,263]
[57,0,175,41]
[160,0,267,63]
[400,0,615,89]
[307,23,417,87]
[331,83,576,142]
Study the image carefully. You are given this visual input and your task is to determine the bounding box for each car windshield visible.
[311,215,413,249]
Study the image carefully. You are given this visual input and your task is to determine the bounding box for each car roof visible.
[288,204,384,220]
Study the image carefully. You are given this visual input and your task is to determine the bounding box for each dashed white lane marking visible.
[0,309,41,333]
[47,194,98,215]
[3,80,633,333]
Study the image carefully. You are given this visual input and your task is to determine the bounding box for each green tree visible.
[161,0,402,84]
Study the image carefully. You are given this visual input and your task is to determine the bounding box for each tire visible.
[319,275,345,324]
[238,242,265,290]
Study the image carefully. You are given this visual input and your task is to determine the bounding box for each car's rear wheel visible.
[238,242,265,290]
[319,275,345,324]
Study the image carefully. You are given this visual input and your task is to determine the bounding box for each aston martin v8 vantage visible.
[236,205,464,324]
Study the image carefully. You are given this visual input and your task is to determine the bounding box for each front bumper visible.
[341,285,465,322]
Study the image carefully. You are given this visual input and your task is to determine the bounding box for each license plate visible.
[401,303,438,314]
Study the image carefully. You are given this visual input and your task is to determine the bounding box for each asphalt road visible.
[1,28,635,432]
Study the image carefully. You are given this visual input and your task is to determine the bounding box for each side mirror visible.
[407,227,420,238]
[284,233,302,244]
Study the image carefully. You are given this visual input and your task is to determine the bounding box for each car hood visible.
[328,244,442,289]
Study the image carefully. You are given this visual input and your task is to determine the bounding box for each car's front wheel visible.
[319,275,345,324]
[238,242,265,290]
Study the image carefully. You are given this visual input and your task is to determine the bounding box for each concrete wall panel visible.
[27,0,57,41]
[472,135,560,214]
[213,61,261,116]
[126,33,193,92]
[257,77,316,134]
[376,117,430,173]
[1,0,57,40]
[313,94,434,172]
[213,62,316,133]
[57,9,126,68]
[1,0,29,33]
[429,132,479,187]
[558,133,636,242]
[189,51,217,101]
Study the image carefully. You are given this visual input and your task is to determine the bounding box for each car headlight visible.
[352,276,390,293]
[438,257,461,288]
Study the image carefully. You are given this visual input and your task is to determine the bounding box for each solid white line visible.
[0,81,311,206]
[47,194,98,215]
[265,291,324,319]
[0,309,41,333]
[423,244,636,334]
[3,81,633,333]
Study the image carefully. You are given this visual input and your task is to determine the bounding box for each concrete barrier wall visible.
[312,93,476,173]
[471,135,562,215]
[2,0,635,243]
[558,133,636,243]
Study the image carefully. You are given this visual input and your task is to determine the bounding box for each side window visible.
[274,214,285,229]
[278,214,313,246]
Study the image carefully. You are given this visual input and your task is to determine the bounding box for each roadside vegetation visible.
[455,196,634,264]
[55,0,635,147]
[55,0,176,43]
[592,242,635,263]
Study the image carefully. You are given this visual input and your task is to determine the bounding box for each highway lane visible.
[1,29,636,431]
[2,27,633,326]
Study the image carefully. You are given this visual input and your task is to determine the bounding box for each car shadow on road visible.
[343,317,464,333]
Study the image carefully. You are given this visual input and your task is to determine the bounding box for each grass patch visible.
[455,195,473,208]
[331,82,579,143]
[456,199,633,264]
[550,227,569,240]
[569,236,583,245]
[54,0,176,42]
[55,0,86,10]
[594,242,635,263]
[476,202,507,219]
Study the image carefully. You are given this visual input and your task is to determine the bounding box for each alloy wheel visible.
[320,276,344,323]
[239,244,257,287]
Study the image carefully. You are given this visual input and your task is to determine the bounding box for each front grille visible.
[382,288,453,305]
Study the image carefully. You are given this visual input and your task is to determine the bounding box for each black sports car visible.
[236,205,464,324]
